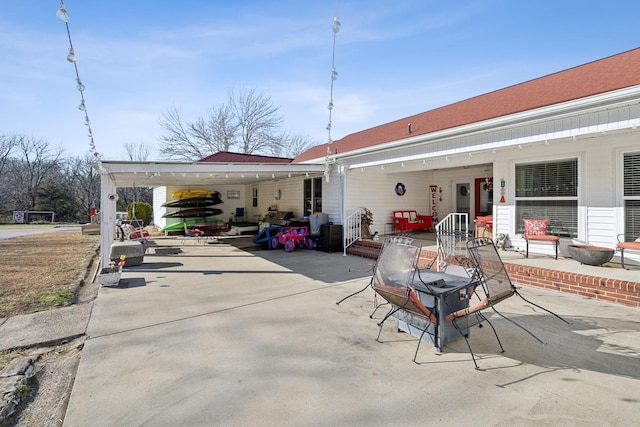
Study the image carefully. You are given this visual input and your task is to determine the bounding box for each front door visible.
[456,183,470,215]
[474,177,493,216]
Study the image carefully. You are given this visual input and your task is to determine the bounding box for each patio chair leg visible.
[525,240,529,258]
[451,318,479,369]
[376,306,401,342]
[412,324,434,363]
[620,248,627,270]
[477,313,504,353]
[335,279,372,305]
[370,302,389,319]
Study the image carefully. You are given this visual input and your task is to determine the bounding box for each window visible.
[252,186,258,207]
[303,177,322,215]
[623,152,640,241]
[515,158,578,238]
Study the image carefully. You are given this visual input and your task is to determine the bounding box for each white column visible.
[99,172,117,267]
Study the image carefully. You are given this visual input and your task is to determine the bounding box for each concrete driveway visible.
[63,237,640,426]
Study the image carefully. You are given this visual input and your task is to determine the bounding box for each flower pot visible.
[97,267,122,286]
[567,245,615,266]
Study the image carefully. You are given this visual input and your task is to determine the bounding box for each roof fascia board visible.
[304,85,640,164]
[99,162,326,175]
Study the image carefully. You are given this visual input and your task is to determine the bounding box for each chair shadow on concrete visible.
[405,308,640,380]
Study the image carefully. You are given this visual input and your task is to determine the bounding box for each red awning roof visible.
[199,151,293,163]
[294,47,640,163]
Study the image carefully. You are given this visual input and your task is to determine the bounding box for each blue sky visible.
[1,1,638,160]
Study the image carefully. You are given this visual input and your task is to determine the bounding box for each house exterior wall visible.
[152,186,167,229]
[256,178,305,219]
[490,132,639,262]
[344,168,432,234]
[328,93,640,263]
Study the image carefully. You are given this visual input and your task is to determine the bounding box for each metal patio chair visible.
[445,237,570,369]
[368,236,444,362]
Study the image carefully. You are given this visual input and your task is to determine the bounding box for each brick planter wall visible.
[420,249,640,308]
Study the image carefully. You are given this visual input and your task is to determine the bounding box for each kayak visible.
[171,189,218,199]
[162,218,224,231]
[162,208,224,218]
[162,195,223,208]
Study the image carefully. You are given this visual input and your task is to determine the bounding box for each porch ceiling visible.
[98,161,327,188]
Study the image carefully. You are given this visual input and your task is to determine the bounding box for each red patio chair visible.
[523,219,559,259]
[616,234,640,269]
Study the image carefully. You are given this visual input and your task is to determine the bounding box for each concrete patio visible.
[63,236,640,426]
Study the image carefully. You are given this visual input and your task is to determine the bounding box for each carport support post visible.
[99,173,117,267]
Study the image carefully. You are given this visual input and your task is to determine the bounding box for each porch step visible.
[346,240,382,260]
[346,239,436,268]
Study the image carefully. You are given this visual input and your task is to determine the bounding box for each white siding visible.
[345,167,432,234]
[152,187,167,229]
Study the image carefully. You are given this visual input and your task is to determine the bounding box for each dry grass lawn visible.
[0,231,99,318]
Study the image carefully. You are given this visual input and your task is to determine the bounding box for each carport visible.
[96,160,326,266]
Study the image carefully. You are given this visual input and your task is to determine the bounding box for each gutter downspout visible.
[341,165,347,256]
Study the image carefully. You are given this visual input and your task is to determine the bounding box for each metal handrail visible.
[435,213,469,270]
[344,209,362,254]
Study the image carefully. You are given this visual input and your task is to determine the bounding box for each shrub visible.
[127,202,152,226]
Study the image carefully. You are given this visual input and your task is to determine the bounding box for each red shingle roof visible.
[294,47,640,163]
[198,151,293,163]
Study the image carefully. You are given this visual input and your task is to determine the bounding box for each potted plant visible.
[361,207,373,239]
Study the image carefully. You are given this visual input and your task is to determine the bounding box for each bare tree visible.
[158,105,208,161]
[228,87,283,154]
[117,141,154,210]
[206,104,237,152]
[6,135,64,210]
[0,134,15,178]
[269,131,317,159]
[123,141,153,161]
[157,87,298,160]
[66,154,101,221]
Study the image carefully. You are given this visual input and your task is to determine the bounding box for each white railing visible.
[435,213,469,270]
[344,209,362,254]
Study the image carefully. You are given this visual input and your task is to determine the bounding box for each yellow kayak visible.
[172,189,218,199]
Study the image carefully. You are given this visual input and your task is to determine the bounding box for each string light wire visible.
[324,1,340,182]
[326,0,340,147]
[56,1,100,159]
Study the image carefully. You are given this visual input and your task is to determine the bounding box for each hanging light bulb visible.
[326,3,340,145]
[333,16,341,33]
[76,78,85,92]
[56,1,70,22]
[66,47,76,62]
[225,174,229,179]
[78,100,85,111]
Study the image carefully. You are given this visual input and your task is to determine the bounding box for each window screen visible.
[623,152,640,240]
[515,159,577,197]
[515,159,578,238]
